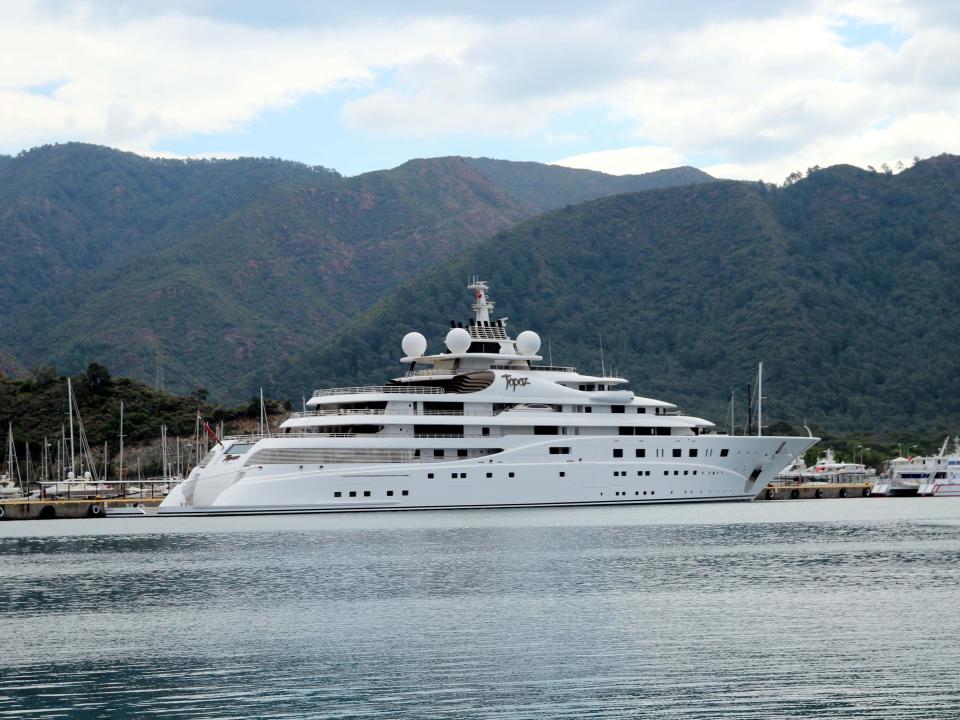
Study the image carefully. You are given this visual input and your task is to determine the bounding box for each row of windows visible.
[334,489,410,498]
[613,448,728,458]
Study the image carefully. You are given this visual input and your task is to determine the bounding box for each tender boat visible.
[160,280,819,515]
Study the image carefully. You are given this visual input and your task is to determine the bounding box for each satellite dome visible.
[401,331,428,358]
[445,327,471,354]
[515,330,541,356]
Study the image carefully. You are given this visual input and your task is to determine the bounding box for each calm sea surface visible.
[1,499,959,719]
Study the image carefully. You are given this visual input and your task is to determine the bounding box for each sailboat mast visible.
[757,361,763,437]
[118,401,124,485]
[67,378,76,476]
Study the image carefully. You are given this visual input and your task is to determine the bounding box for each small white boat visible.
[0,474,23,499]
[917,437,960,496]
[875,437,953,496]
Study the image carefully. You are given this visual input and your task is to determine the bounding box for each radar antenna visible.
[467,276,494,323]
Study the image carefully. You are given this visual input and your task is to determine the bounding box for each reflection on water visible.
[1,499,960,718]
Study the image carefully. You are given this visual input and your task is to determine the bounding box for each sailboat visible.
[41,378,109,499]
[1,423,24,499]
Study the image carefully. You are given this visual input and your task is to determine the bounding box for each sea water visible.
[1,498,959,719]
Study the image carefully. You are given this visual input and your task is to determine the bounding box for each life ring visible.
[862,488,871,497]
[88,503,104,517]
[815,488,824,498]
[790,489,800,499]
[839,488,848,498]
[765,488,776,500]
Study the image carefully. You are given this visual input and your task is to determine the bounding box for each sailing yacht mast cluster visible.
[160,280,817,515]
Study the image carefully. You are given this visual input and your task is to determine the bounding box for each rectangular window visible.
[646,471,651,476]
[636,427,653,436]
[451,473,458,478]
[486,472,492,478]
[672,448,682,458]
[674,470,679,475]
[334,491,342,498]
[683,471,688,476]
[387,490,394,497]
[534,426,559,435]
[559,471,566,477]
[584,406,592,413]
[612,405,625,414]
[619,426,634,436]
[508,472,515,478]
[434,449,444,458]
[692,470,697,475]
[613,448,623,458]
[635,449,646,458]
[457,449,468,457]
[663,470,668,475]
[636,407,645,414]
[482,427,490,436]
[363,490,371,497]
[427,473,434,479]
[720,448,729,457]
[656,428,670,436]
[549,446,571,454]
[460,473,467,479]
[349,491,357,497]
[689,448,698,457]
[402,490,409,496]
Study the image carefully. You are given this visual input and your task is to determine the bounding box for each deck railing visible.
[312,385,445,397]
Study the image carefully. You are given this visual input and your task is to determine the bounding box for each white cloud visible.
[0,1,957,182]
[553,146,685,175]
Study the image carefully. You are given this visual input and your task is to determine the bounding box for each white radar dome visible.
[445,327,472,354]
[515,330,541,356]
[401,331,428,358]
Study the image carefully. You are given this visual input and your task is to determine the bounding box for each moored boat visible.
[160,280,819,516]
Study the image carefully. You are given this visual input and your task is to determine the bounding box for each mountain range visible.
[2,143,959,435]
[262,155,960,436]
[0,143,711,396]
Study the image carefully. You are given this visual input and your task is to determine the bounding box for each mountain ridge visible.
[0,143,711,396]
[265,155,960,434]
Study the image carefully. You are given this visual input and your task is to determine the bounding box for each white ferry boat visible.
[918,437,960,497]
[874,438,954,496]
[159,280,818,516]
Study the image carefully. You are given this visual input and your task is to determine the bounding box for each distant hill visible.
[463,157,713,211]
[0,144,711,398]
[268,155,960,435]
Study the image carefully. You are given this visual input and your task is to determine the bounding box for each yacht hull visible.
[160,435,816,516]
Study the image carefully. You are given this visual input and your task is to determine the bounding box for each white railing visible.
[287,409,495,419]
[312,385,445,397]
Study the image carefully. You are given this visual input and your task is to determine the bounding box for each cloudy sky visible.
[2,1,958,181]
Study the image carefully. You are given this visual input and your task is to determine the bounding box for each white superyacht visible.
[160,280,818,515]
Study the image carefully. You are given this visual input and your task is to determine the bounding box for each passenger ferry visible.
[159,280,818,515]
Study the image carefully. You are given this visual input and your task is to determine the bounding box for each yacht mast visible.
[118,401,124,484]
[67,378,76,476]
[757,361,763,437]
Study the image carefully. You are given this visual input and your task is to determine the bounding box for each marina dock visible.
[760,482,873,500]
[0,497,163,520]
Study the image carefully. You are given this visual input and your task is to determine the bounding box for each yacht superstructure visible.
[160,280,818,515]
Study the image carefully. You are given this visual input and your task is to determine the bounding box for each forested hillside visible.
[0,144,709,398]
[269,155,960,435]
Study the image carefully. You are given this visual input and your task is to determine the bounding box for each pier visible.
[0,497,163,520]
[760,483,873,500]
